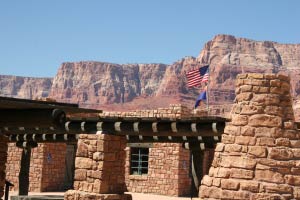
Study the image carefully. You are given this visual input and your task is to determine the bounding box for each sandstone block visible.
[212,178,221,187]
[215,167,230,178]
[251,94,280,106]
[230,168,254,179]
[248,73,264,79]
[291,168,300,175]
[235,92,253,102]
[240,85,252,92]
[282,129,299,139]
[293,187,300,199]
[221,190,251,199]
[264,74,277,79]
[243,79,269,86]
[269,147,293,160]
[231,114,248,126]
[258,158,294,168]
[224,125,241,135]
[249,114,282,127]
[240,181,259,193]
[261,182,293,193]
[221,179,240,190]
[90,171,103,179]
[237,74,248,79]
[93,152,104,161]
[240,105,264,115]
[248,146,267,158]
[284,121,294,129]
[270,79,282,87]
[251,193,286,200]
[75,158,93,169]
[202,175,213,186]
[77,140,89,157]
[293,149,300,158]
[235,136,256,145]
[270,87,284,95]
[220,156,256,169]
[285,175,300,186]
[254,127,276,137]
[252,86,269,93]
[264,106,283,117]
[255,170,284,184]
[222,134,235,144]
[74,169,87,181]
[241,126,255,136]
[275,138,290,147]
[215,143,225,152]
[256,137,275,146]
[224,144,242,152]
[199,185,221,199]
[290,140,300,148]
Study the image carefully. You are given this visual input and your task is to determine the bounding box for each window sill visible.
[129,175,148,180]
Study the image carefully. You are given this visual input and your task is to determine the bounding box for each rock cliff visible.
[0,75,52,99]
[1,34,300,119]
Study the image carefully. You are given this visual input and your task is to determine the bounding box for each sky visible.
[1,0,300,77]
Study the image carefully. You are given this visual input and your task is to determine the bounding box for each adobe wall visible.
[199,73,300,199]
[0,135,8,198]
[5,143,66,192]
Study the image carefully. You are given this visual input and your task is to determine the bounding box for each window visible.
[130,147,149,175]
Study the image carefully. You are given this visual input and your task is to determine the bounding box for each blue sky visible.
[1,0,300,77]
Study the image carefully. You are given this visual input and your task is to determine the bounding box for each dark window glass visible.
[130,147,149,175]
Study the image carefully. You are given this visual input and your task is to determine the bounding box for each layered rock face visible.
[48,58,200,110]
[2,35,300,119]
[46,35,300,119]
[197,34,300,119]
[199,73,300,199]
[0,75,52,99]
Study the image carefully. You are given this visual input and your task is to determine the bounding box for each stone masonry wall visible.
[125,143,191,196]
[99,104,193,118]
[199,73,300,199]
[41,143,67,191]
[0,135,8,199]
[65,134,131,200]
[101,105,194,196]
[5,143,66,192]
[72,134,126,194]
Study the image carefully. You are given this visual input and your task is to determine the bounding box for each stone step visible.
[11,195,64,200]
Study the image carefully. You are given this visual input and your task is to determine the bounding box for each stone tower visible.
[199,73,300,199]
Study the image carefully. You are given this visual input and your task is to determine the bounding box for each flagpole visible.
[206,66,210,115]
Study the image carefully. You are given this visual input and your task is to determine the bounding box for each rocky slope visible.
[2,34,300,119]
[0,75,52,99]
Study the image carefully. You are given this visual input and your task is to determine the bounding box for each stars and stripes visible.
[186,65,209,88]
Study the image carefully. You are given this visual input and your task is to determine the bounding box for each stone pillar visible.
[0,135,8,199]
[199,73,300,199]
[65,134,132,200]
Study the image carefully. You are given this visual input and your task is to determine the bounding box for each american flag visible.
[186,65,209,87]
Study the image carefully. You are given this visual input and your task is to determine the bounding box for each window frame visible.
[130,147,149,175]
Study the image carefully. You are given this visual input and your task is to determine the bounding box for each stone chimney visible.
[199,73,300,199]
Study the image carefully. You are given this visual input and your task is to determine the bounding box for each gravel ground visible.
[7,192,198,200]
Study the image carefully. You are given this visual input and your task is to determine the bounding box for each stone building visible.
[3,73,300,199]
[4,104,216,197]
